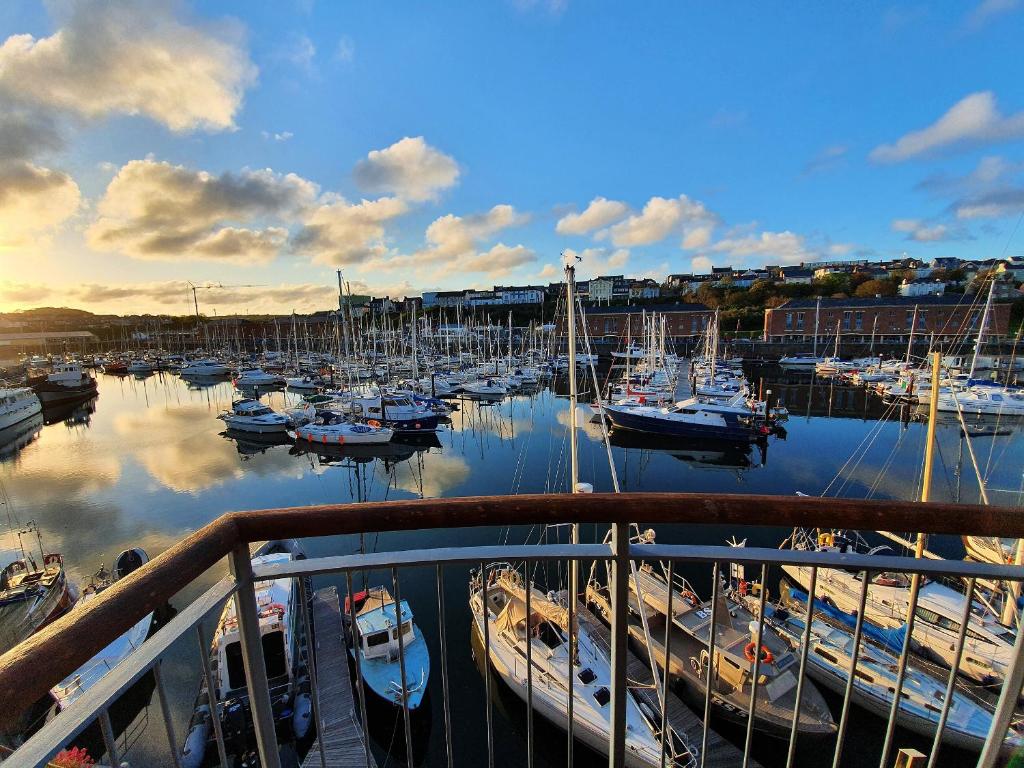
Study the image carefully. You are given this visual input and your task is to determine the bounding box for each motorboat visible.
[587,560,835,739]
[0,388,41,431]
[346,585,429,710]
[605,398,759,441]
[0,533,78,656]
[28,363,98,405]
[51,549,154,711]
[102,360,129,375]
[764,589,1022,753]
[181,540,313,768]
[470,563,698,767]
[234,368,285,388]
[291,412,394,446]
[180,359,230,377]
[218,399,290,434]
[778,354,830,368]
[782,529,1018,685]
[339,392,441,433]
[127,359,155,374]
[285,374,325,391]
[934,388,1024,416]
[461,379,508,399]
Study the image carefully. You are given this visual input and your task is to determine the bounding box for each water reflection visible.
[0,411,43,462]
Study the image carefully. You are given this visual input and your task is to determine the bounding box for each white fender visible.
[292,693,313,739]
[180,719,210,768]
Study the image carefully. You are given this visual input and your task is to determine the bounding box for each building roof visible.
[583,302,710,314]
[0,331,97,341]
[775,295,982,310]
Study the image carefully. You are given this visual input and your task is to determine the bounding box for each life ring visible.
[367,419,382,428]
[681,590,699,607]
[744,642,774,665]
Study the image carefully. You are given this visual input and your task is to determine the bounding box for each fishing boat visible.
[587,558,835,739]
[470,563,698,767]
[0,388,41,431]
[181,540,313,768]
[346,585,429,710]
[340,392,441,433]
[218,399,290,434]
[604,398,759,441]
[51,549,154,712]
[762,589,1023,752]
[291,412,394,445]
[0,526,78,656]
[102,360,129,375]
[28,363,98,405]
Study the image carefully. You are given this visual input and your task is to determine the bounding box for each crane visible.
[186,282,266,319]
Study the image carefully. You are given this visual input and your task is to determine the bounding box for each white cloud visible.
[262,130,294,142]
[537,263,560,279]
[564,247,630,278]
[278,32,317,75]
[458,243,537,275]
[682,226,712,249]
[870,92,1024,163]
[294,196,408,266]
[916,156,1024,221]
[0,162,81,250]
[964,0,1020,31]
[708,230,813,265]
[420,204,527,262]
[890,218,965,242]
[691,255,713,273]
[335,35,355,63]
[555,196,629,235]
[0,0,256,134]
[86,159,317,263]
[605,195,718,247]
[802,144,849,176]
[354,136,460,202]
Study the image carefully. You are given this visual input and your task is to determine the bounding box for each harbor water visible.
[1,368,1021,767]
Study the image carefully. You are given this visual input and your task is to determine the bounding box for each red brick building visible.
[579,303,713,339]
[763,296,1010,343]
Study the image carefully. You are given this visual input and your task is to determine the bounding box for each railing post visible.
[228,544,282,768]
[608,523,629,768]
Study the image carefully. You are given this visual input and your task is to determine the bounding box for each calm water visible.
[1,368,1021,767]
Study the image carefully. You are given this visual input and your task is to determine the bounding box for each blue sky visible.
[0,0,1022,314]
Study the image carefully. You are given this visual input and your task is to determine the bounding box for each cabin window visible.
[392,621,413,640]
[578,668,597,684]
[537,621,562,650]
[224,631,287,691]
[593,687,611,707]
[366,630,390,648]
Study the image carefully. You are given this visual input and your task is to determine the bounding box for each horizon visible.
[1,1,1023,316]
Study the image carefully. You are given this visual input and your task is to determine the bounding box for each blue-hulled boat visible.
[604,397,759,441]
[347,586,430,710]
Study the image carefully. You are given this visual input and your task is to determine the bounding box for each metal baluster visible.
[608,523,630,768]
[566,556,575,768]
[524,561,535,768]
[436,564,454,768]
[832,570,871,768]
[785,566,818,768]
[196,624,230,768]
[700,562,721,768]
[98,708,119,767]
[297,578,327,768]
[153,660,183,768]
[228,544,281,768]
[345,571,372,768]
[979,578,1024,768]
[482,562,495,768]
[741,564,768,768]
[660,560,675,768]
[880,569,924,768]
[927,577,975,768]
[391,566,414,762]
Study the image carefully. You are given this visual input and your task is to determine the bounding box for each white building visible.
[899,278,945,297]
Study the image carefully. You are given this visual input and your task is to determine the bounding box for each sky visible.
[0,0,1023,316]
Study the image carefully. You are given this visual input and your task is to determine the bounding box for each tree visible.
[854,279,896,297]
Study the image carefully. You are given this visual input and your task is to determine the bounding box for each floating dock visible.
[302,587,377,768]
[576,602,755,768]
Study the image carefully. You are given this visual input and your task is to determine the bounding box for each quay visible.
[302,587,376,768]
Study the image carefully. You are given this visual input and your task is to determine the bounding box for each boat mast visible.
[969,276,996,380]
[813,298,820,358]
[905,305,918,365]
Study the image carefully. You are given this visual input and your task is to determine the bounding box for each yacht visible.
[778,354,830,367]
[470,563,698,767]
[347,585,429,710]
[291,412,394,445]
[180,359,230,377]
[181,540,313,768]
[461,378,508,398]
[0,539,78,656]
[28,363,98,404]
[51,549,153,711]
[604,398,759,441]
[127,359,155,374]
[0,388,42,431]
[218,399,290,434]
[338,392,441,433]
[234,368,286,388]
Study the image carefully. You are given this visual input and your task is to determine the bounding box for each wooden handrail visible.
[0,493,1020,728]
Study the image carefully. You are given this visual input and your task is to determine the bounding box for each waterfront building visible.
[581,302,712,339]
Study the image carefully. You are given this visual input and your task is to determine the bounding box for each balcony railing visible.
[0,493,1021,768]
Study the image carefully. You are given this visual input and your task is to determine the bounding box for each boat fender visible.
[681,590,699,607]
[368,419,382,428]
[292,693,313,738]
[181,721,210,768]
[743,642,773,665]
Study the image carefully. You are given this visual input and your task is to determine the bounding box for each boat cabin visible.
[355,595,415,663]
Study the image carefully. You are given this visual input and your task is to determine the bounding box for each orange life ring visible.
[367,419,382,428]
[744,642,774,665]
[681,590,699,607]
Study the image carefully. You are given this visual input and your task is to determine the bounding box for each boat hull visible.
[606,407,752,441]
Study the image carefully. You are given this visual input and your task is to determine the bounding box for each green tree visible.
[854,279,896,297]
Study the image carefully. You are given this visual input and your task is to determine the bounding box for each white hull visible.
[0,391,42,431]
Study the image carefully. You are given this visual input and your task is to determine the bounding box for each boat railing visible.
[0,493,1022,768]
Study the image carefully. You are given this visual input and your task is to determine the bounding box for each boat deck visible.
[576,602,757,768]
[301,587,377,768]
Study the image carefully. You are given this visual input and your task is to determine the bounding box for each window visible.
[691,317,698,333]
[855,311,863,330]
[785,313,793,330]
[578,668,597,684]
[593,687,611,706]
[796,312,805,330]
[366,630,390,647]
[905,311,914,330]
[843,311,851,330]
[225,631,287,691]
